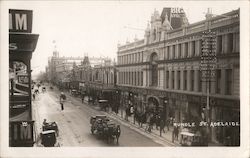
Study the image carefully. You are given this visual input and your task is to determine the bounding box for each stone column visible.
[175,45,179,59]
[133,71,136,86]
[189,41,194,57]
[195,40,199,57]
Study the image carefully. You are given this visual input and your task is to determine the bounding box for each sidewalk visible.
[107,109,181,146]
[78,95,181,146]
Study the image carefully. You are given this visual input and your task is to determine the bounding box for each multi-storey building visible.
[46,50,110,89]
[72,56,118,111]
[116,8,240,145]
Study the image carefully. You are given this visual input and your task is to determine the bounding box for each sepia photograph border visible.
[1,0,250,158]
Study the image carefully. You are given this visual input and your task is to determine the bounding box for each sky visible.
[2,1,240,76]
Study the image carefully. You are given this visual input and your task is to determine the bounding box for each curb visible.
[105,111,179,146]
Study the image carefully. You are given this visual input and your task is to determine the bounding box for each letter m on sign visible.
[15,13,27,30]
[9,9,33,33]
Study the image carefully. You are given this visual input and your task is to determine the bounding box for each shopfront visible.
[9,9,39,146]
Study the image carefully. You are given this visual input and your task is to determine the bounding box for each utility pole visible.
[200,10,217,143]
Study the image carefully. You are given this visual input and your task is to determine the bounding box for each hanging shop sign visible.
[18,75,29,84]
[9,33,39,53]
[9,9,33,33]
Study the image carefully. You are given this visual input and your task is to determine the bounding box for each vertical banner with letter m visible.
[9,9,33,33]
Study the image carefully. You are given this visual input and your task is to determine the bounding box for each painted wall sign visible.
[161,8,188,29]
[18,75,29,84]
[9,9,33,33]
[10,121,34,146]
[9,33,39,53]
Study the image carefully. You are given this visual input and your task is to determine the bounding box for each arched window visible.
[150,53,158,86]
[153,29,157,41]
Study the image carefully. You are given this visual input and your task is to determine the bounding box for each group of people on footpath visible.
[124,105,178,138]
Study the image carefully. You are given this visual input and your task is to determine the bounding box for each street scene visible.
[32,83,164,147]
[7,1,241,148]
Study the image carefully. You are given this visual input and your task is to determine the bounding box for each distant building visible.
[46,50,109,88]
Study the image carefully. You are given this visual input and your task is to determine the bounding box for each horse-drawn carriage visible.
[40,121,59,147]
[90,115,121,144]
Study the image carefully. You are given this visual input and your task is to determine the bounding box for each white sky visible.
[2,1,239,76]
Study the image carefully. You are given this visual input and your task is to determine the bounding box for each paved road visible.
[32,86,162,147]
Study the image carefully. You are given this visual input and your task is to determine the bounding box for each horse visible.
[103,124,121,144]
[136,112,147,127]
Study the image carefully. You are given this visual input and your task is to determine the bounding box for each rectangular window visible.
[216,36,222,54]
[178,44,181,59]
[177,71,180,90]
[166,71,169,88]
[175,45,179,59]
[141,71,143,86]
[190,41,195,57]
[228,33,233,53]
[172,45,175,59]
[216,69,221,94]
[184,70,187,90]
[234,33,239,53]
[184,43,188,58]
[172,71,175,89]
[226,69,232,95]
[140,52,143,62]
[191,70,194,91]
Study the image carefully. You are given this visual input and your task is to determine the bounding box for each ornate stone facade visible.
[116,8,240,145]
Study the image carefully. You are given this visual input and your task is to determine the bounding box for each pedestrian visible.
[155,114,160,130]
[145,115,150,132]
[160,119,166,137]
[81,93,84,103]
[166,117,170,131]
[43,119,48,126]
[173,124,179,141]
[125,107,130,121]
[32,93,36,100]
[133,107,137,124]
[60,92,66,111]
